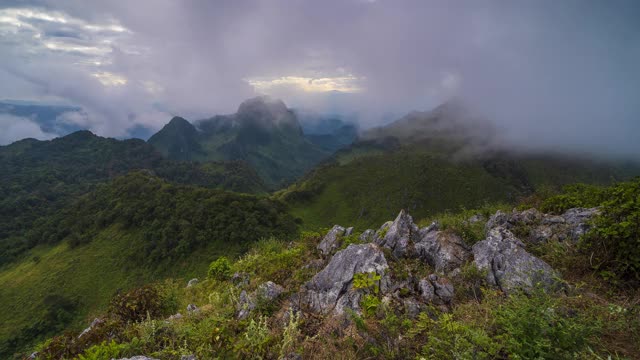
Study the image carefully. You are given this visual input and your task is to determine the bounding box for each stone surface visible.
[485,210,509,233]
[359,229,376,242]
[237,281,284,319]
[181,355,196,360]
[257,281,284,301]
[304,243,390,314]
[415,230,471,274]
[186,304,199,313]
[318,225,346,256]
[375,210,419,258]
[473,227,560,294]
[187,278,199,287]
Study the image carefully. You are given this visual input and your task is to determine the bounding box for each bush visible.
[208,256,232,280]
[583,179,640,280]
[495,290,595,359]
[541,183,608,214]
[108,286,164,323]
[410,312,499,359]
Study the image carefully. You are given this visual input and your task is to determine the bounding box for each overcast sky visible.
[0,0,639,157]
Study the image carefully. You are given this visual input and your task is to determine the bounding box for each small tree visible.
[208,256,232,280]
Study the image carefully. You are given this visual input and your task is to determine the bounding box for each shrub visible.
[582,179,640,280]
[208,256,232,280]
[410,312,499,359]
[108,286,164,323]
[541,183,608,214]
[495,289,595,359]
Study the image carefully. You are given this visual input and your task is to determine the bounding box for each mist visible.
[0,1,638,158]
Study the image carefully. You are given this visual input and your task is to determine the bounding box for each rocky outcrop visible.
[484,207,599,244]
[419,274,455,305]
[318,225,347,256]
[473,227,560,294]
[304,243,390,314]
[238,281,284,319]
[375,210,420,258]
[415,230,471,274]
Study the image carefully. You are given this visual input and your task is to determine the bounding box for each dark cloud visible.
[0,0,638,157]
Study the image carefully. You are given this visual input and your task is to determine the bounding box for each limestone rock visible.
[304,243,389,314]
[473,227,560,294]
[318,225,347,256]
[414,230,471,274]
[375,210,419,258]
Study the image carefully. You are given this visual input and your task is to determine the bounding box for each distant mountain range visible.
[148,96,357,188]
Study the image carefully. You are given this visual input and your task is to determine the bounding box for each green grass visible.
[283,149,521,230]
[0,224,248,357]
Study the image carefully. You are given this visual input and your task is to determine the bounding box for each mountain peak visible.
[235,96,299,130]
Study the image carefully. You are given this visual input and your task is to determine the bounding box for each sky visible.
[0,0,638,157]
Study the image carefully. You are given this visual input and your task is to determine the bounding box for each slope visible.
[279,102,639,229]
[0,131,267,264]
[0,171,297,357]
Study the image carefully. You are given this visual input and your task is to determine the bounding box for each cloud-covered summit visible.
[0,1,639,157]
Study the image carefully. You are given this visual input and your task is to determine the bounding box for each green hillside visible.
[0,131,266,264]
[148,97,331,189]
[279,104,638,229]
[0,172,297,357]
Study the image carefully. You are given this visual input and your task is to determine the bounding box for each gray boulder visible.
[345,227,354,237]
[304,243,390,314]
[186,304,199,313]
[237,290,255,320]
[418,275,454,305]
[237,281,284,319]
[359,229,376,242]
[257,281,285,301]
[473,227,560,294]
[485,210,510,233]
[318,225,347,256]
[414,230,471,274]
[375,210,419,258]
[563,207,599,241]
[510,208,542,225]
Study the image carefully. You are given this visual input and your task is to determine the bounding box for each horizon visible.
[1,1,639,157]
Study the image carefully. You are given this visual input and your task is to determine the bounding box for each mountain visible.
[0,130,266,264]
[296,110,359,152]
[148,97,331,188]
[279,102,640,229]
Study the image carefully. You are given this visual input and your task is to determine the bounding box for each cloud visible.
[0,1,638,157]
[0,113,56,145]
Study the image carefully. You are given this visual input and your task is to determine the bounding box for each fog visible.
[0,1,638,157]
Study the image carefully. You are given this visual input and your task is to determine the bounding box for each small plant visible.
[208,256,232,280]
[353,272,382,294]
[279,309,301,358]
[360,294,382,317]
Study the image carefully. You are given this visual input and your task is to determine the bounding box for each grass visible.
[284,149,520,231]
[29,226,640,360]
[0,225,247,357]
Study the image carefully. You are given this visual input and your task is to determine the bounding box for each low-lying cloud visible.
[0,114,56,145]
[0,1,638,158]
